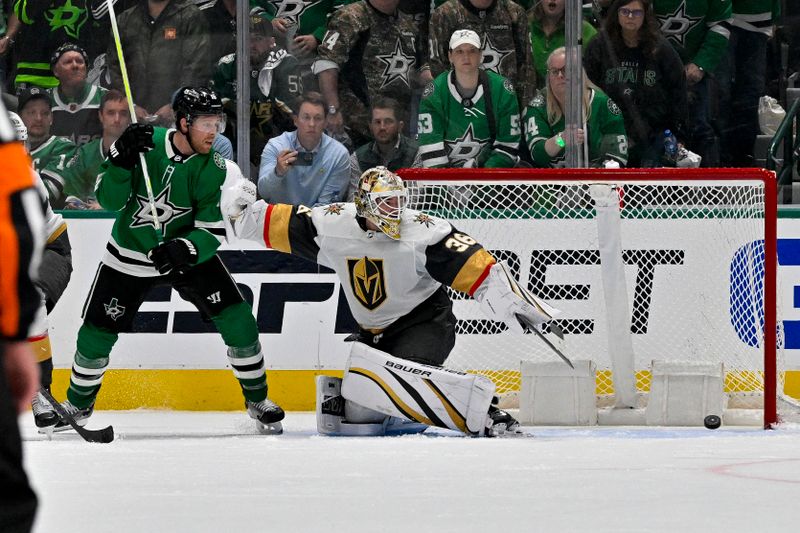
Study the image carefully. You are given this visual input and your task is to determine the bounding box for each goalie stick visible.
[39,388,115,444]
[516,315,575,369]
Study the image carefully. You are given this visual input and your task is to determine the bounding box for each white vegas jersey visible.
[246,201,496,331]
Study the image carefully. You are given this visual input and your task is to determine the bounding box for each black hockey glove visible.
[147,238,198,275]
[108,123,155,170]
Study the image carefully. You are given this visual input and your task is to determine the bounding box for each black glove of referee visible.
[148,238,198,275]
[108,123,154,170]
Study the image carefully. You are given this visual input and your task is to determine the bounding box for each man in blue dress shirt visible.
[258,91,350,206]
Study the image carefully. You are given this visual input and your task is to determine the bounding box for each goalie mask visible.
[355,167,408,240]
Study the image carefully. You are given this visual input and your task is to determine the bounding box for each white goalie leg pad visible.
[473,262,561,334]
[341,342,496,436]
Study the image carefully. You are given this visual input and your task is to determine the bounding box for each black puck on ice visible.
[704,415,721,430]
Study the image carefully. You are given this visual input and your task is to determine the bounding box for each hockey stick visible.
[39,388,115,444]
[517,314,575,369]
[106,0,163,241]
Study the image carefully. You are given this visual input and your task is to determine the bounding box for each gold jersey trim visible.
[452,249,495,295]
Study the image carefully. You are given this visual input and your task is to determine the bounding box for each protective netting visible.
[404,173,787,419]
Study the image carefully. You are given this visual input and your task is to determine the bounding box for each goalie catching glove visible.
[108,123,154,170]
[473,262,560,334]
[148,238,198,275]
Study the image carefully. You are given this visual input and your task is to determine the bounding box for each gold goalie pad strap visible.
[341,342,496,436]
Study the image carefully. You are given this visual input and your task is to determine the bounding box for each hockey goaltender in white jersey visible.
[223,167,562,437]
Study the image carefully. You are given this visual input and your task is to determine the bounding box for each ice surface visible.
[19,412,800,533]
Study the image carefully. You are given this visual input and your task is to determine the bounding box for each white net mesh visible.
[403,171,785,421]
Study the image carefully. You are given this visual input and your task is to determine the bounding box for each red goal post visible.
[397,167,782,428]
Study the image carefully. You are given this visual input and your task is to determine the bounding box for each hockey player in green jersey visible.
[417,29,521,169]
[52,87,285,434]
[525,47,628,168]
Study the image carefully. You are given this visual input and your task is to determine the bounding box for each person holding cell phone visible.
[258,91,350,207]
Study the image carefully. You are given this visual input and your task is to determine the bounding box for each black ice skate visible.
[52,400,95,432]
[246,398,285,435]
[32,389,58,430]
[485,406,522,437]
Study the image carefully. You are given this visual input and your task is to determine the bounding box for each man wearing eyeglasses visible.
[53,86,286,436]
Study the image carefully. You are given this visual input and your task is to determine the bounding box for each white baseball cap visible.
[449,29,481,51]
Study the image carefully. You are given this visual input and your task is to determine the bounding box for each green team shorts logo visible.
[213,152,226,170]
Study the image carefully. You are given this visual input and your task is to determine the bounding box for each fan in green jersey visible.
[417,29,521,169]
[525,47,628,169]
[52,86,286,435]
[56,89,130,209]
[17,87,77,206]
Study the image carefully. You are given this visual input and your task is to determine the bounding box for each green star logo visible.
[47,0,88,39]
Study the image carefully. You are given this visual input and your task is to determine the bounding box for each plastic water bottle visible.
[663,129,678,162]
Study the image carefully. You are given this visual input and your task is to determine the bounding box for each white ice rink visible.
[19,412,800,533]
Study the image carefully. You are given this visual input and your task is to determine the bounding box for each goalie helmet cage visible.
[398,167,785,428]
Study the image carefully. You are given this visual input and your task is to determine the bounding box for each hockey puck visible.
[704,415,721,430]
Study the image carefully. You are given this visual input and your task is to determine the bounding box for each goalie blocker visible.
[318,342,497,436]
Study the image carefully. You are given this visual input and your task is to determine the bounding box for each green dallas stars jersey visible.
[524,88,628,168]
[97,127,233,277]
[654,0,732,71]
[417,70,521,169]
[32,135,77,204]
[261,0,355,43]
[59,138,106,202]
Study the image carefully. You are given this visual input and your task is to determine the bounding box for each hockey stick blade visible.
[39,388,114,443]
[516,315,574,369]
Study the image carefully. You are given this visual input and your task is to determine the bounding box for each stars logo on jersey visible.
[213,152,226,170]
[324,203,344,215]
[46,0,89,39]
[376,39,416,89]
[414,213,434,227]
[104,297,126,321]
[348,257,387,310]
[656,3,703,47]
[446,123,489,163]
[607,98,621,115]
[481,34,513,74]
[130,184,192,231]
[269,0,323,24]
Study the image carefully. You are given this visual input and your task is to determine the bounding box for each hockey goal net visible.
[398,168,791,427]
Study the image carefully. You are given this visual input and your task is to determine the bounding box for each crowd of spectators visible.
[0,0,793,209]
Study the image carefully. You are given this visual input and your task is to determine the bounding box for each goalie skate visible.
[246,399,285,435]
[316,375,427,436]
[485,406,531,438]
